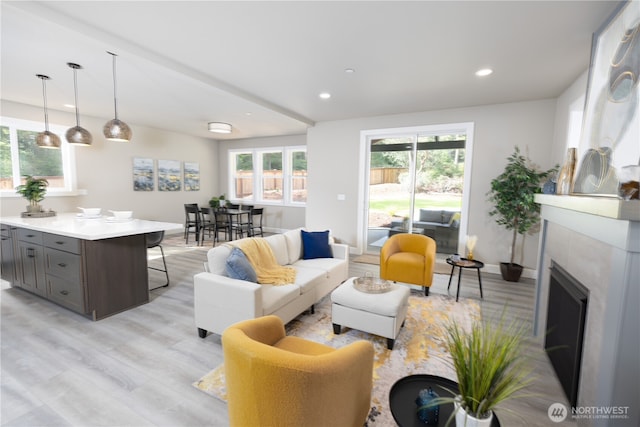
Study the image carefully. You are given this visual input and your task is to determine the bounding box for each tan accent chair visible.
[222,315,374,427]
[380,233,437,296]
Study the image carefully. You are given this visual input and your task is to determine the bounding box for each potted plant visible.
[486,147,557,282]
[209,194,226,208]
[15,175,49,213]
[421,314,535,426]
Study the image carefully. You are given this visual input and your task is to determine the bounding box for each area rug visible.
[193,291,480,426]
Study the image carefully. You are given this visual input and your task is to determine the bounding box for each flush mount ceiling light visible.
[208,122,232,134]
[103,52,132,142]
[65,63,92,146]
[35,74,61,149]
[319,92,331,99]
[475,68,493,77]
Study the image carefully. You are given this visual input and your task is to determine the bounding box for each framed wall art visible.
[132,157,154,191]
[183,161,200,191]
[157,159,182,191]
[573,0,639,196]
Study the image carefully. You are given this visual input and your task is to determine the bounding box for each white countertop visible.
[1,213,183,240]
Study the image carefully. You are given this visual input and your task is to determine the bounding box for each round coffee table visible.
[389,374,501,426]
[446,257,485,302]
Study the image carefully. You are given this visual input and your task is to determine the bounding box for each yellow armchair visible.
[380,233,436,295]
[222,315,374,427]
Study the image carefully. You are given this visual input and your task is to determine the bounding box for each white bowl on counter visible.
[78,207,101,217]
[109,210,133,220]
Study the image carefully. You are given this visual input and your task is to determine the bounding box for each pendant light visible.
[103,52,132,142]
[65,62,92,146]
[35,74,61,149]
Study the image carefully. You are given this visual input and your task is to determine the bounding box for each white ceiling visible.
[1,1,620,141]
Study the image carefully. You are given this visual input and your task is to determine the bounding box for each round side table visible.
[445,257,484,302]
[389,374,501,427]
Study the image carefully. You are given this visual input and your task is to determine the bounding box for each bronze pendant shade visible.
[103,52,132,142]
[35,74,61,149]
[65,62,92,146]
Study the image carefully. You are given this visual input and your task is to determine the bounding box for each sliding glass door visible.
[366,132,466,255]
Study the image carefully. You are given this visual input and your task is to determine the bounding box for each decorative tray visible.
[20,211,56,218]
[353,276,392,294]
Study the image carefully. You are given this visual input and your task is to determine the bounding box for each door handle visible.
[27,248,35,258]
[60,290,69,296]
[57,263,67,268]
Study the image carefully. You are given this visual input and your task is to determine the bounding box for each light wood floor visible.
[1,236,574,426]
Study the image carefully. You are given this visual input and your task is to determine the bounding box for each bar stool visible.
[147,231,169,289]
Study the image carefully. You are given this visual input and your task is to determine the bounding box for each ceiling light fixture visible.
[475,68,493,77]
[35,74,61,149]
[65,63,92,146]
[344,68,355,73]
[103,52,132,142]
[208,122,232,134]
[319,92,331,99]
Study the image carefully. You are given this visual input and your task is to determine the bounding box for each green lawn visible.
[369,197,461,212]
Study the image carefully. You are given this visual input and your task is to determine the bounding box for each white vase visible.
[454,398,493,427]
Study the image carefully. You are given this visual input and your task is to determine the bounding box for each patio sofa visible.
[193,228,349,337]
[390,209,460,253]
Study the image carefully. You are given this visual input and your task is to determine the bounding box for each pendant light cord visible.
[71,66,81,126]
[108,51,119,120]
[39,76,50,132]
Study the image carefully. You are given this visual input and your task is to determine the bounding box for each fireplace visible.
[544,263,588,408]
[535,194,638,426]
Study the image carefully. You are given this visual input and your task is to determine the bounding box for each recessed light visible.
[344,68,355,73]
[63,104,75,108]
[475,68,493,77]
[319,92,331,99]
[245,112,252,116]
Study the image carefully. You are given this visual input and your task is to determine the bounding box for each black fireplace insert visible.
[545,262,589,408]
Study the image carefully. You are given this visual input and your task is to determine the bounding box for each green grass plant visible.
[369,197,461,212]
[420,311,535,424]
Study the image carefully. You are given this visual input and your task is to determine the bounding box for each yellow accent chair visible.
[380,233,437,296]
[222,315,374,427]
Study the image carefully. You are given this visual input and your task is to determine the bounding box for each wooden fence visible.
[369,167,407,185]
[234,171,307,198]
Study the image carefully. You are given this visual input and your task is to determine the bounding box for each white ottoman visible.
[331,277,410,349]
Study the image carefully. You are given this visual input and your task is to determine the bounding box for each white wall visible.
[1,100,218,227]
[306,99,558,270]
[217,134,307,232]
[551,70,588,167]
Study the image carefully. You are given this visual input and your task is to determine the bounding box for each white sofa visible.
[193,228,349,338]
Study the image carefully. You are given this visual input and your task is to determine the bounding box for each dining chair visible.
[200,207,217,245]
[146,231,169,289]
[213,207,232,243]
[248,207,264,237]
[184,204,202,245]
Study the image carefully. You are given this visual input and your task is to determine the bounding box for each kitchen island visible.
[1,213,182,320]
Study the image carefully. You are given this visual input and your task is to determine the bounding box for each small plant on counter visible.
[15,175,49,212]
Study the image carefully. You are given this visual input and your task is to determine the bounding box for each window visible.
[0,117,76,195]
[228,146,307,206]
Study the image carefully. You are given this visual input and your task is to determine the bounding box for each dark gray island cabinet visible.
[1,214,181,320]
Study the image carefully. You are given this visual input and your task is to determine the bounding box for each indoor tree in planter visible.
[487,147,557,282]
[15,175,49,213]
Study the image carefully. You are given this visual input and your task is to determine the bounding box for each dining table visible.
[224,208,252,240]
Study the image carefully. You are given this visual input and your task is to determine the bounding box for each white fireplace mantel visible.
[534,194,639,427]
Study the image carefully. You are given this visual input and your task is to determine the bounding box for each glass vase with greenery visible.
[486,147,557,281]
[15,175,49,212]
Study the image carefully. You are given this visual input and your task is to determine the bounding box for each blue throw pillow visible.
[225,247,258,282]
[301,230,333,260]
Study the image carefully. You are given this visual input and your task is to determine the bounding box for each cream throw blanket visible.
[234,238,296,285]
